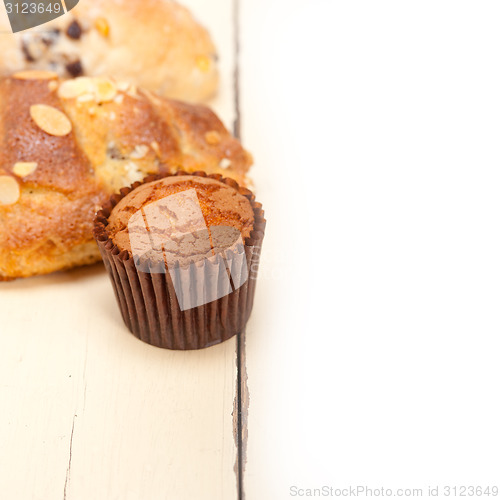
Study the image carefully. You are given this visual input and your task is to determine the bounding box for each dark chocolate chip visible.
[66,20,82,40]
[66,60,83,77]
[106,144,126,160]
[21,40,35,62]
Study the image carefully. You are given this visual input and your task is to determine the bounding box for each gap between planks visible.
[233,0,249,499]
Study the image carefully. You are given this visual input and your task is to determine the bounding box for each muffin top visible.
[107,175,254,266]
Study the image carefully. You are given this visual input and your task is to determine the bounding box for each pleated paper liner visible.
[93,171,266,350]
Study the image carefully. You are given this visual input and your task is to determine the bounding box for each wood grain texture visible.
[0,1,240,499]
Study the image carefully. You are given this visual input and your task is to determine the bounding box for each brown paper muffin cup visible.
[93,171,266,350]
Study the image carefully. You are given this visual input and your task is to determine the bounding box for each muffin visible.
[93,172,266,350]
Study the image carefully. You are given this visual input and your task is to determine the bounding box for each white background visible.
[243,0,500,498]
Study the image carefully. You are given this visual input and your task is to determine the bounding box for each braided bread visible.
[0,72,252,280]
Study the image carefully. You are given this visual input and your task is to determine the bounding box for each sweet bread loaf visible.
[0,72,252,280]
[0,0,218,102]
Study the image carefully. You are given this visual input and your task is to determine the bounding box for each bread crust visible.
[0,74,252,280]
[0,0,218,102]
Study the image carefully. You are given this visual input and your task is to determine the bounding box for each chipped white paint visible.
[13,162,38,177]
[0,175,20,205]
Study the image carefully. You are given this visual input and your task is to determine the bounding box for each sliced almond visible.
[114,94,124,105]
[0,176,20,205]
[94,78,117,103]
[13,162,38,177]
[205,130,221,145]
[13,70,58,80]
[58,77,94,99]
[30,104,72,137]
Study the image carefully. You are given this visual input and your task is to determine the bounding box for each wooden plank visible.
[240,1,500,498]
[0,1,239,499]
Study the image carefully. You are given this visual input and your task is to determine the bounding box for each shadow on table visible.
[0,262,106,291]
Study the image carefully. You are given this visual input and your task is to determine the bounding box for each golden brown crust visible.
[1,77,95,192]
[107,175,255,255]
[0,0,218,102]
[0,75,252,280]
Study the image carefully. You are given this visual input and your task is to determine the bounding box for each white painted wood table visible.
[1,1,242,499]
